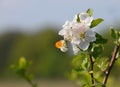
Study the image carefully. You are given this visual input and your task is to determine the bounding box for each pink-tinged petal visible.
[73,15,78,22]
[80,13,89,22]
[79,13,93,26]
[85,17,93,26]
[85,29,95,37]
[85,30,96,42]
[59,29,66,36]
[79,41,90,51]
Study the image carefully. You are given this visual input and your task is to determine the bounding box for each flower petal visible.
[73,15,78,22]
[85,30,96,42]
[59,29,66,36]
[79,13,93,26]
[79,41,90,51]
[84,17,93,26]
[80,13,89,22]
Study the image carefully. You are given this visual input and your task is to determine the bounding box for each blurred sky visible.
[0,0,120,33]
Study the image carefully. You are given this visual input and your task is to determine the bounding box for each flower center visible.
[79,32,85,39]
[55,40,63,48]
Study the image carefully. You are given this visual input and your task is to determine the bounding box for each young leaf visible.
[86,8,93,16]
[94,33,107,44]
[118,32,120,37]
[90,18,104,28]
[94,78,103,86]
[81,58,90,71]
[77,13,80,23]
[19,57,27,69]
[110,27,118,39]
[92,45,104,58]
[95,57,109,71]
[72,53,86,66]
[11,57,37,87]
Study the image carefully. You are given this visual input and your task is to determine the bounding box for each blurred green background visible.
[0,27,72,78]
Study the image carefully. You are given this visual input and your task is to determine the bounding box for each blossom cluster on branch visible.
[56,9,103,54]
[55,9,120,87]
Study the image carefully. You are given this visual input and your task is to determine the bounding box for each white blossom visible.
[56,11,96,54]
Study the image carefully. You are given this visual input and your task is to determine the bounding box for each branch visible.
[89,54,95,87]
[102,44,120,87]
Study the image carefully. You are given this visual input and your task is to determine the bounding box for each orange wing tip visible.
[55,40,63,48]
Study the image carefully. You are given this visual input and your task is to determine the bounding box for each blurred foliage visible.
[0,27,72,78]
[11,57,37,87]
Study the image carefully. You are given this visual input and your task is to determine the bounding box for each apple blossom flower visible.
[72,26,96,51]
[56,11,96,54]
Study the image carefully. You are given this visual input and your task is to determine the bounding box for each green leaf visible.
[94,78,103,86]
[72,53,86,66]
[86,8,93,16]
[90,18,104,28]
[92,45,104,58]
[72,53,90,72]
[95,57,109,71]
[81,58,90,71]
[94,33,107,44]
[118,32,120,37]
[110,27,118,39]
[77,13,80,23]
[118,32,120,43]
[110,28,120,44]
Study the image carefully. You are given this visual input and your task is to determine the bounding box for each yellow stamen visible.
[55,40,63,48]
[79,32,85,39]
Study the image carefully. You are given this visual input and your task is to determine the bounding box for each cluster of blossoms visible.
[56,11,96,54]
